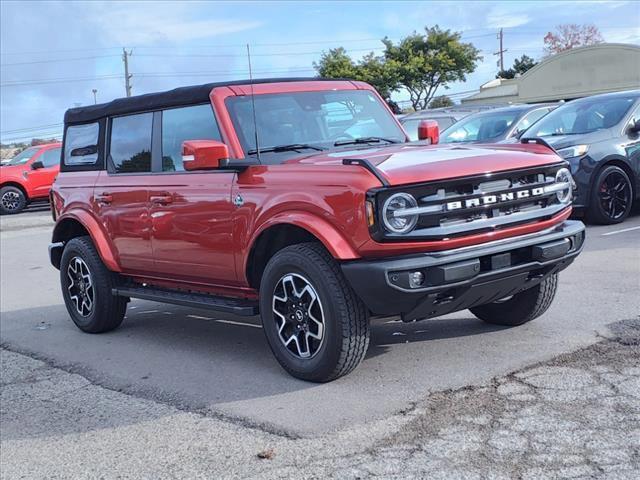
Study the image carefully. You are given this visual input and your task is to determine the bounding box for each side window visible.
[64,123,99,165]
[40,147,61,168]
[161,104,221,171]
[625,104,640,133]
[109,113,152,174]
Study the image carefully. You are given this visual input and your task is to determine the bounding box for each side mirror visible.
[417,119,439,144]
[628,118,640,134]
[31,160,44,170]
[182,140,229,171]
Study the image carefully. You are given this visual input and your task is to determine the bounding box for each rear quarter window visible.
[63,122,100,168]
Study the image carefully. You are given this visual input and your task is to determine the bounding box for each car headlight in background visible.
[557,145,589,159]
[382,193,418,233]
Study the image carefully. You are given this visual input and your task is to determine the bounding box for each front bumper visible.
[341,220,585,321]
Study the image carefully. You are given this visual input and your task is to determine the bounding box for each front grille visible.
[374,163,569,241]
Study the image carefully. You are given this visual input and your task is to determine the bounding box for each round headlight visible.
[555,167,573,203]
[382,193,418,234]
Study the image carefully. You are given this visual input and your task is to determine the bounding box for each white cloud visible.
[84,2,263,45]
[486,12,530,29]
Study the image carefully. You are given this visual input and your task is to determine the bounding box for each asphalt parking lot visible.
[1,209,639,478]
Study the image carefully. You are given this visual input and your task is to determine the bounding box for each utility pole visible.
[92,89,97,104]
[494,28,507,72]
[122,48,133,97]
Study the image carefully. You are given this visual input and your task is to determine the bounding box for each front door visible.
[147,103,237,285]
[147,172,237,284]
[28,146,61,198]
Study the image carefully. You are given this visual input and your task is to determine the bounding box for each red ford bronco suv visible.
[49,79,585,382]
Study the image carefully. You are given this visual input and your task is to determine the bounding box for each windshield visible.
[226,90,406,163]
[527,95,636,136]
[441,110,522,143]
[3,147,39,166]
[401,117,455,141]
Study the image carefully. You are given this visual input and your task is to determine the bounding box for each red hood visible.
[0,164,26,177]
[286,143,563,186]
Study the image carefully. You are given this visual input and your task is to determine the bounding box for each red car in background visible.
[0,142,61,214]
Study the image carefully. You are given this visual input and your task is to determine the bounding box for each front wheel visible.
[470,274,558,327]
[587,165,633,224]
[259,243,370,382]
[60,236,127,333]
[0,186,27,214]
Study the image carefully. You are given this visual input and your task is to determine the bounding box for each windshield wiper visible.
[334,136,400,147]
[247,143,325,155]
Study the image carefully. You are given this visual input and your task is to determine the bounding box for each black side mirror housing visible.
[31,160,44,170]
[629,118,640,134]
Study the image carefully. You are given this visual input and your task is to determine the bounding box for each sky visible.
[1,0,639,144]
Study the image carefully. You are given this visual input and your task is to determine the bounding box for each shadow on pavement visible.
[0,301,505,440]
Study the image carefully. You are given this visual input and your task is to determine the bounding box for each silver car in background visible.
[440,104,557,144]
[400,105,498,141]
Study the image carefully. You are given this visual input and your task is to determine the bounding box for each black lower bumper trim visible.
[341,220,585,321]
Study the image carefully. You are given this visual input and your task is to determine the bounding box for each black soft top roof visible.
[64,77,329,125]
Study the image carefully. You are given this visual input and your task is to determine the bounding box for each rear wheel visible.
[587,165,633,224]
[60,236,127,333]
[0,186,27,214]
[259,243,370,382]
[470,274,558,327]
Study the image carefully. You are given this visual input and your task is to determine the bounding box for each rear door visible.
[147,104,237,284]
[94,112,153,273]
[27,146,61,198]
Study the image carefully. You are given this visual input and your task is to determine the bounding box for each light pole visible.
[92,89,98,105]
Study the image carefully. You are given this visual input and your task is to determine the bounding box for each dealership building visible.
[461,43,640,105]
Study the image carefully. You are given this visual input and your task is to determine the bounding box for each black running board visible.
[112,286,259,316]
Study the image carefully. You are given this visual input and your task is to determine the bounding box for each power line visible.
[0,47,381,68]
[1,123,64,134]
[1,131,63,143]
[1,74,123,88]
[0,54,120,67]
[0,32,500,57]
[133,47,382,59]
[0,68,317,88]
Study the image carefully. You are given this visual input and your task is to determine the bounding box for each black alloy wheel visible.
[588,165,633,224]
[0,186,27,214]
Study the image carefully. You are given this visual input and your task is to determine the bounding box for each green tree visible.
[382,26,481,111]
[314,48,400,112]
[314,47,359,79]
[497,54,538,79]
[315,26,481,113]
[429,95,454,109]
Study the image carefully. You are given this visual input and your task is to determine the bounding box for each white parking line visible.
[187,314,212,320]
[601,225,640,236]
[215,319,262,329]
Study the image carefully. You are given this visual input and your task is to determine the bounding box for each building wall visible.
[462,43,640,105]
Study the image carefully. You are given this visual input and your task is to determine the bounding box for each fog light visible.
[409,271,425,288]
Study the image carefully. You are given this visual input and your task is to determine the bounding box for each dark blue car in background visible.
[524,90,640,224]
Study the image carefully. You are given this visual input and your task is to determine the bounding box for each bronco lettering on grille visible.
[446,187,545,211]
